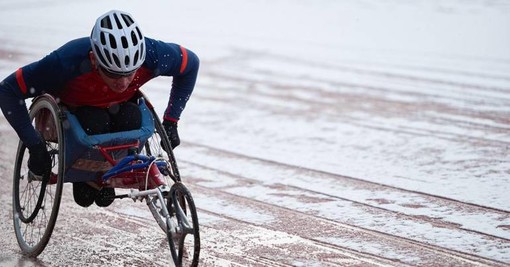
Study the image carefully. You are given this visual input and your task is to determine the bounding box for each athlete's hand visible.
[27,141,52,176]
[162,120,180,149]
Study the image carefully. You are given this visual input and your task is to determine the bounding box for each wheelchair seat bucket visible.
[63,99,155,183]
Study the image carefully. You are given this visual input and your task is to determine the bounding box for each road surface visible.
[0,1,509,266]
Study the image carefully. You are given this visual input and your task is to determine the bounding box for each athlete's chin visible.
[111,87,127,93]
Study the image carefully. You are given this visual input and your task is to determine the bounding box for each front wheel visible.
[168,182,200,267]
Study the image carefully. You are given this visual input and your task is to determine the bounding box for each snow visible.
[0,0,509,264]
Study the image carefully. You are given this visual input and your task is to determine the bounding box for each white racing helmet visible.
[90,10,145,75]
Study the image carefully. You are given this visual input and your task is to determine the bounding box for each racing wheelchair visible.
[12,92,200,267]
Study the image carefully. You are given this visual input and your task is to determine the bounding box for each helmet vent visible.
[140,43,144,59]
[121,14,134,27]
[103,48,112,64]
[131,31,138,45]
[95,45,108,65]
[100,17,112,30]
[112,54,121,68]
[113,13,123,29]
[135,27,142,40]
[125,55,130,66]
[133,51,139,66]
[121,36,128,49]
[108,34,117,49]
[100,32,106,45]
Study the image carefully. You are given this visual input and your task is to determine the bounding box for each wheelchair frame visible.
[11,92,200,267]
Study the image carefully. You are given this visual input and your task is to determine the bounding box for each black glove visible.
[27,141,52,176]
[162,120,180,149]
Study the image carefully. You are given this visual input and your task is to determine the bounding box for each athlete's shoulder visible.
[143,37,198,76]
[60,37,91,50]
[55,37,91,60]
[144,37,181,54]
[53,37,92,76]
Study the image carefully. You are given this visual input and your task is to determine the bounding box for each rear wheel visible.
[12,96,64,257]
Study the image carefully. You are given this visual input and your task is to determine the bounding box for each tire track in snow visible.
[184,157,510,242]
[182,142,510,215]
[223,49,510,92]
[202,68,510,116]
[187,180,508,267]
[197,209,402,267]
[329,60,510,82]
[200,53,510,137]
[197,69,510,151]
[177,142,510,264]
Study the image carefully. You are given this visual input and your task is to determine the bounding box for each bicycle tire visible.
[12,95,65,257]
[169,182,200,267]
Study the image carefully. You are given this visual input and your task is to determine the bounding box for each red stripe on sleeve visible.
[163,114,178,122]
[179,46,188,74]
[15,68,28,94]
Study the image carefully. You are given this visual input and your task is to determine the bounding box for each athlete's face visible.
[98,67,137,93]
[89,52,137,93]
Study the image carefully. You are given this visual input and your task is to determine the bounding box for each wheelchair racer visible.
[0,10,199,208]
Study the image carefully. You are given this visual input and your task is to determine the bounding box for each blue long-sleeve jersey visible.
[0,37,199,147]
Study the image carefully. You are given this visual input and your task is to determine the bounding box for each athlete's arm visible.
[0,51,65,146]
[144,38,200,122]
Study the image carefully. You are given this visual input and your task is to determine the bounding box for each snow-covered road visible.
[0,0,509,266]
